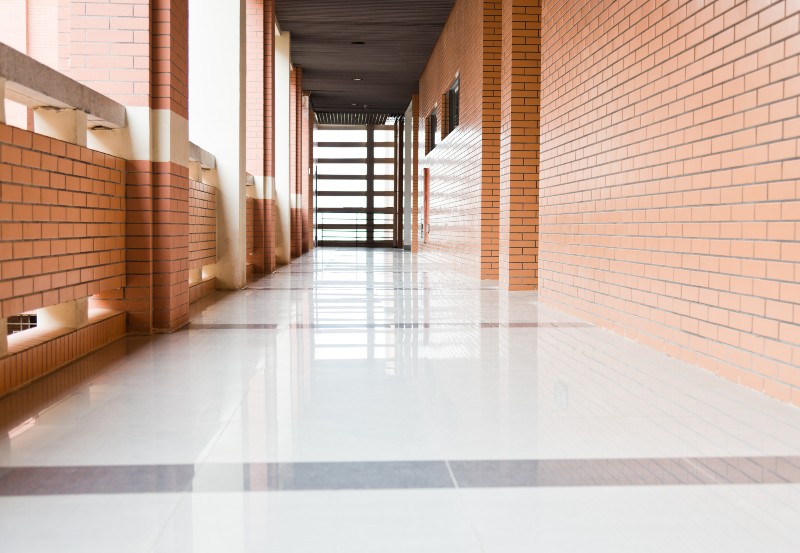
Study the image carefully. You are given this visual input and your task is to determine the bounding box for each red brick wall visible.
[64,0,191,333]
[541,0,800,404]
[245,0,277,274]
[190,178,217,270]
[254,198,276,273]
[301,96,312,253]
[0,123,125,318]
[66,0,152,108]
[499,0,540,291]
[150,161,189,330]
[246,0,266,177]
[151,0,188,117]
[27,0,59,70]
[419,0,501,279]
[290,67,304,259]
[246,195,255,263]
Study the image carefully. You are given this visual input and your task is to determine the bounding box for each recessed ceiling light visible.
[352,77,363,81]
[351,103,358,107]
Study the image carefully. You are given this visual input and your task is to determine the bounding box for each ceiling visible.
[275,0,457,115]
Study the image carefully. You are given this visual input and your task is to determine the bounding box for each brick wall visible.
[27,0,59,70]
[499,0,540,291]
[66,0,153,109]
[290,67,304,259]
[246,0,266,178]
[190,178,217,270]
[419,0,501,279]
[253,198,277,273]
[0,123,125,318]
[541,0,800,404]
[301,96,312,253]
[245,0,276,274]
[64,0,191,333]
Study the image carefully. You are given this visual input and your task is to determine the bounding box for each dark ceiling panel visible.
[315,112,390,126]
[275,0,456,115]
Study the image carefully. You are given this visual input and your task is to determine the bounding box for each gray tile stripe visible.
[1,456,799,496]
[187,322,593,330]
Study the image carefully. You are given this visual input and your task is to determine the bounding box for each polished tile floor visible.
[1,248,800,551]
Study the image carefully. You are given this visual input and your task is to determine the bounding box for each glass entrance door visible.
[314,124,397,247]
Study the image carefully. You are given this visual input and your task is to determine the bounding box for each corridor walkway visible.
[1,248,800,552]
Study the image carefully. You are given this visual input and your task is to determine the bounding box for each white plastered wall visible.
[188,0,247,290]
[275,26,292,265]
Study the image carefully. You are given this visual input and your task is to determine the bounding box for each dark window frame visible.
[448,76,460,132]
[427,106,438,153]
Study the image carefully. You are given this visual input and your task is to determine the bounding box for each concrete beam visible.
[189,141,217,169]
[0,77,5,124]
[0,42,126,129]
[37,298,89,331]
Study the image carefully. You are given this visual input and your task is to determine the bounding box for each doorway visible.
[314,123,398,247]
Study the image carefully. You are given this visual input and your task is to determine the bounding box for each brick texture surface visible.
[541,0,800,404]
[499,0,540,291]
[419,0,502,279]
[0,123,125,319]
[246,0,277,274]
[190,178,217,270]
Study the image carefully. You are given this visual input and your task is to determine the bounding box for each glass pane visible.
[317,212,367,224]
[316,179,367,193]
[316,146,368,159]
[317,196,367,210]
[374,146,395,158]
[374,196,395,209]
[374,163,395,176]
[316,163,367,176]
[374,180,394,192]
[317,128,367,142]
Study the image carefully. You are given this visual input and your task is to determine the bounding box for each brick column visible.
[481,0,502,280]
[301,93,312,253]
[410,94,420,253]
[246,0,276,274]
[68,0,191,332]
[290,67,303,259]
[499,0,540,291]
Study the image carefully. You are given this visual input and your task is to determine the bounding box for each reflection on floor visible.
[1,248,799,552]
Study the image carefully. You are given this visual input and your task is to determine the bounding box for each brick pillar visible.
[499,0,540,291]
[301,93,312,253]
[306,105,315,250]
[410,94,420,253]
[482,0,502,280]
[69,0,191,332]
[246,0,276,274]
[290,67,303,259]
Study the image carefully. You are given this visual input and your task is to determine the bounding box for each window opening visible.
[448,77,460,131]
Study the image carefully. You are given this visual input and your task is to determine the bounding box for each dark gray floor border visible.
[187,322,594,330]
[245,287,487,291]
[1,456,799,496]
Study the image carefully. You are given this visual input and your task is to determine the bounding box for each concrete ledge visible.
[189,142,216,169]
[0,42,126,129]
